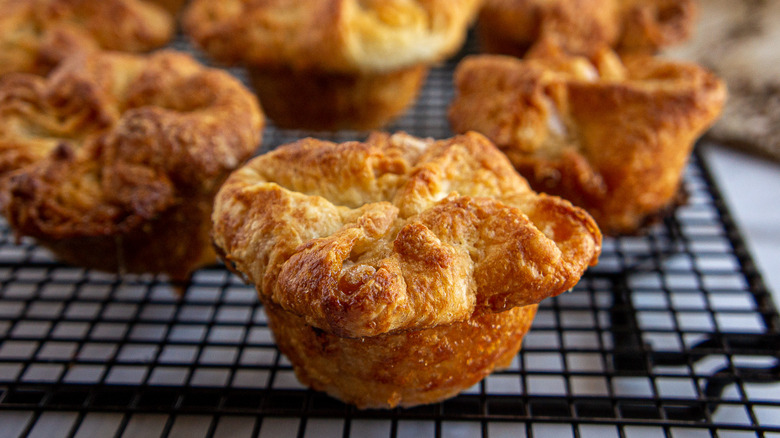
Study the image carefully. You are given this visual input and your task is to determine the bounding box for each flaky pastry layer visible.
[0,49,264,278]
[213,131,600,338]
[0,0,174,77]
[448,45,725,235]
[183,0,482,73]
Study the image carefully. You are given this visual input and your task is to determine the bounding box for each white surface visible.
[699,142,780,307]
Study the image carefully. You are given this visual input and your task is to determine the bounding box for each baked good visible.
[183,0,482,131]
[664,0,780,162]
[145,0,187,16]
[448,44,725,235]
[212,131,601,408]
[0,49,264,280]
[0,0,175,77]
[477,0,696,57]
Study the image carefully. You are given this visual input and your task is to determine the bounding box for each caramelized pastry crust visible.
[478,0,696,57]
[212,131,601,407]
[448,46,725,235]
[0,49,264,279]
[0,0,174,77]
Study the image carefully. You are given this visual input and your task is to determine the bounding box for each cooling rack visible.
[0,36,778,438]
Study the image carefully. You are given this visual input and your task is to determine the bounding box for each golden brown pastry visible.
[448,44,726,235]
[477,0,696,57]
[212,131,601,408]
[0,49,264,280]
[0,0,175,77]
[183,0,482,131]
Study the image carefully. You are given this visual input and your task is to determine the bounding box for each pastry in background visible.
[0,49,264,281]
[183,0,482,131]
[212,131,601,408]
[664,0,780,162]
[618,0,697,52]
[146,0,187,16]
[448,42,726,235]
[0,0,175,77]
[478,0,696,57]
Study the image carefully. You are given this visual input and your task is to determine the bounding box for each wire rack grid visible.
[0,36,778,438]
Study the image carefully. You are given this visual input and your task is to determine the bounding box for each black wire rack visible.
[0,35,779,438]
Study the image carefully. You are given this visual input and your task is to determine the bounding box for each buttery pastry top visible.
[212,131,601,338]
[0,0,174,76]
[0,49,263,241]
[183,0,483,72]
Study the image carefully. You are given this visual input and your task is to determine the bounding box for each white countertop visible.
[699,142,780,307]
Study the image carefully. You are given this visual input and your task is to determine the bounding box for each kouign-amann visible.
[477,0,696,57]
[448,45,725,235]
[184,0,482,130]
[212,131,601,408]
[0,49,264,280]
[0,0,174,77]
